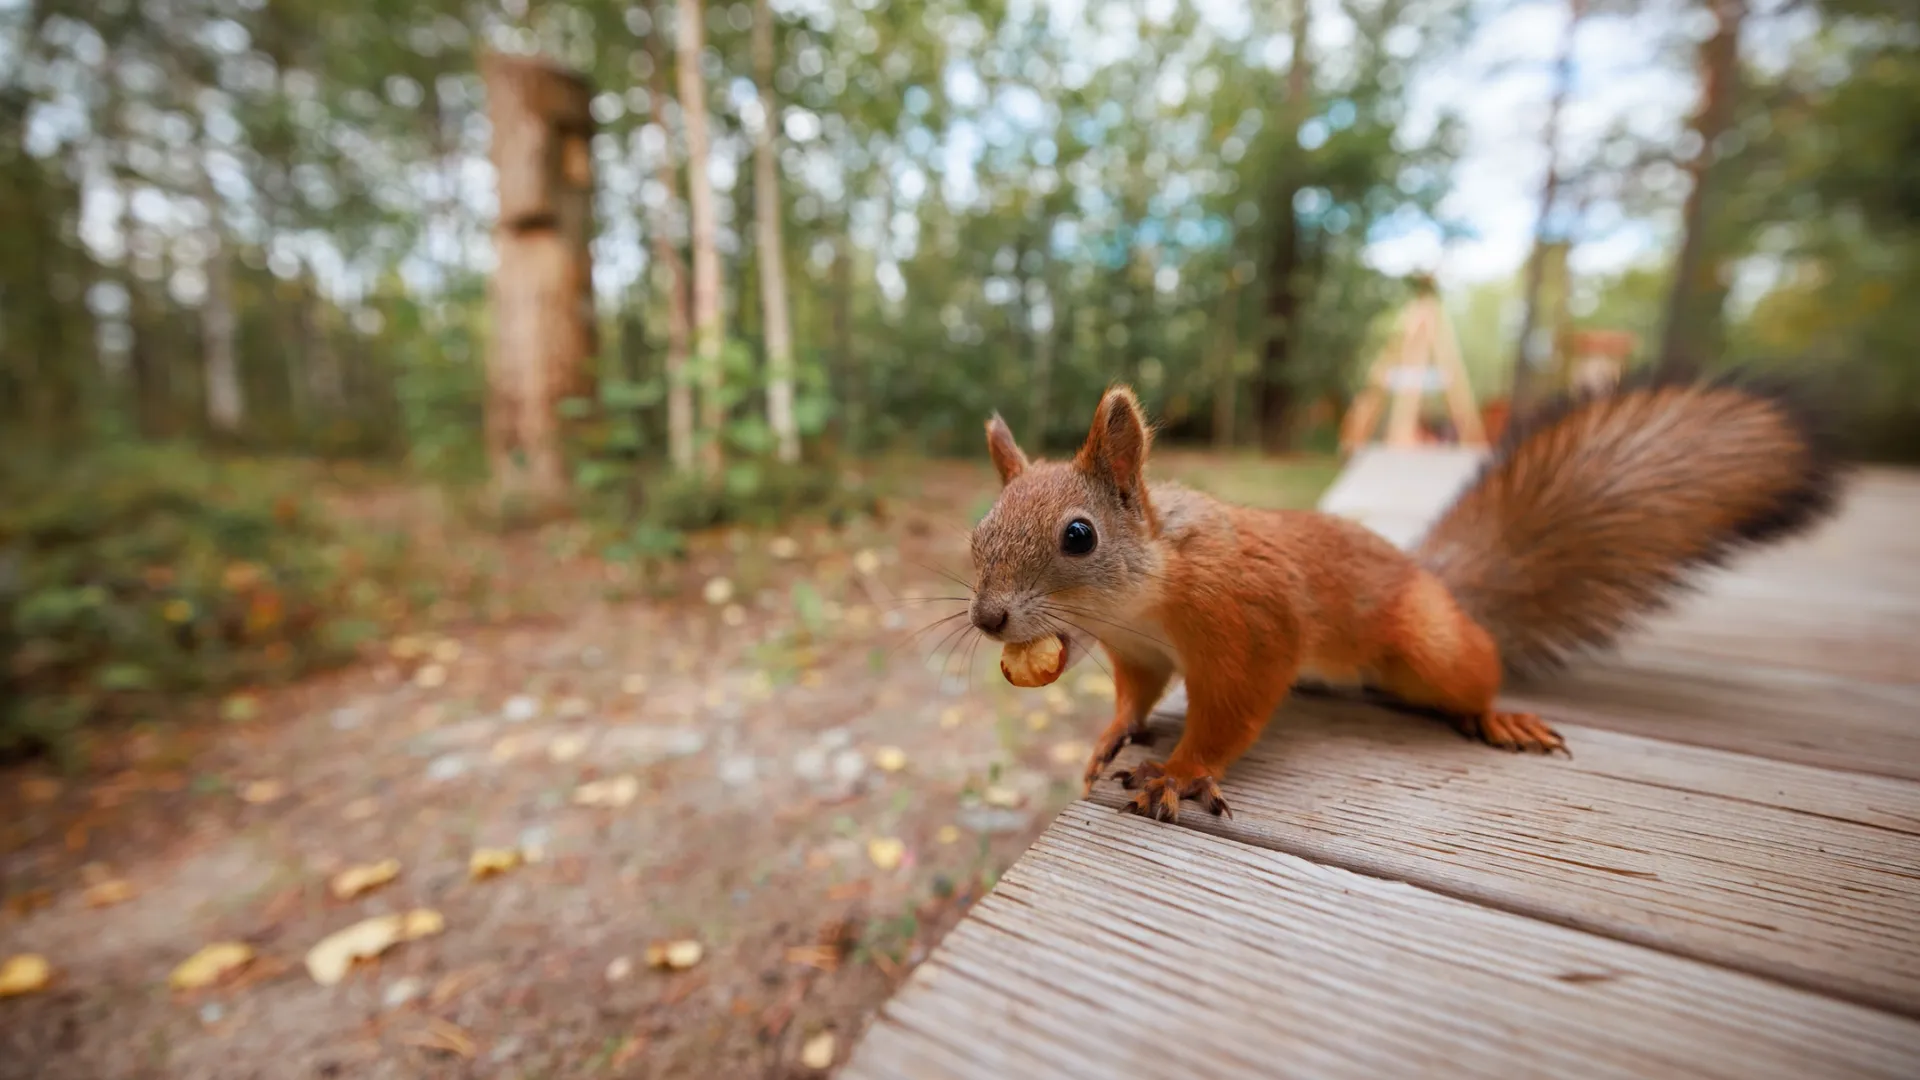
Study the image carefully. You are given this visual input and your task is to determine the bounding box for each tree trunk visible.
[752,0,799,463]
[1255,0,1312,453]
[1213,281,1241,449]
[481,51,597,509]
[677,0,725,477]
[1658,0,1745,371]
[832,228,856,447]
[646,11,696,472]
[197,154,244,437]
[1510,0,1583,412]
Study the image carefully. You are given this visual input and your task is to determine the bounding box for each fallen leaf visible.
[852,549,881,576]
[396,1018,476,1060]
[467,848,522,880]
[84,879,137,908]
[547,733,589,763]
[936,825,961,845]
[982,785,1025,809]
[605,956,634,982]
[490,735,532,763]
[800,670,826,688]
[1049,740,1091,766]
[431,639,463,664]
[702,577,735,605]
[0,955,51,997]
[1025,711,1050,732]
[645,939,704,971]
[722,604,747,627]
[801,1031,836,1070]
[873,746,907,773]
[1075,672,1116,699]
[304,909,445,986]
[330,859,401,901]
[414,664,447,689]
[19,777,61,803]
[169,942,255,990]
[784,945,840,971]
[389,636,426,661]
[621,673,649,695]
[769,535,801,560]
[939,706,965,729]
[238,779,285,805]
[867,837,905,871]
[573,775,639,808]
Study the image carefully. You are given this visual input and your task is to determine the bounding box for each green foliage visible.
[0,445,427,760]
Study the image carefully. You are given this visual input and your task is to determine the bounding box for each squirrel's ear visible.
[1075,385,1152,505]
[984,413,1028,486]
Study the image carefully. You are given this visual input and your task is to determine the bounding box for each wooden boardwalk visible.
[844,461,1920,1079]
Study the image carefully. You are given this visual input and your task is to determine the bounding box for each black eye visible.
[1061,519,1097,556]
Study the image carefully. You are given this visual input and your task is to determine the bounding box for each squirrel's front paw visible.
[1112,762,1231,823]
[1080,724,1158,797]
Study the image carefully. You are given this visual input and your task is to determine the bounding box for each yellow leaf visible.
[0,954,52,997]
[1049,740,1091,766]
[1075,672,1116,699]
[467,848,522,880]
[547,733,589,763]
[982,785,1024,809]
[414,664,447,689]
[702,577,735,606]
[573,775,639,808]
[162,599,195,624]
[801,1031,836,1070]
[866,837,905,871]
[388,636,426,661]
[304,909,444,986]
[1025,711,1050,732]
[768,536,801,560]
[621,673,649,695]
[84,879,137,908]
[939,707,965,730]
[239,779,285,805]
[873,746,907,773]
[169,942,254,990]
[645,939,704,971]
[329,858,401,901]
[852,549,881,576]
[430,639,462,664]
[936,825,961,845]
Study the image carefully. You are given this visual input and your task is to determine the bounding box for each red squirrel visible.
[966,375,1843,822]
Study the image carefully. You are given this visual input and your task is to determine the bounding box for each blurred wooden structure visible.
[1563,327,1639,395]
[482,52,596,505]
[1339,278,1488,452]
[844,466,1920,1079]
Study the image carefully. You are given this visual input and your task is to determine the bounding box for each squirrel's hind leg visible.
[1375,575,1569,757]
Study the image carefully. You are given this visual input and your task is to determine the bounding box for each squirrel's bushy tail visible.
[1415,370,1846,678]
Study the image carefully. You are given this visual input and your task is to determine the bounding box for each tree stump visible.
[481,51,596,510]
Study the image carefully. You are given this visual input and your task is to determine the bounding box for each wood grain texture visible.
[843,805,1920,1080]
[1505,651,1920,780]
[1109,691,1920,1015]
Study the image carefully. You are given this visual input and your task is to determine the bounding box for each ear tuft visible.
[1074,385,1152,504]
[984,412,1028,485]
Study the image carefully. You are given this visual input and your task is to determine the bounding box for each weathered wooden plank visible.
[844,805,1920,1080]
[1506,652,1920,780]
[1103,694,1920,1016]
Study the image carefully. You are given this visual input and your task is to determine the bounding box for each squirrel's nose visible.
[971,603,1010,635]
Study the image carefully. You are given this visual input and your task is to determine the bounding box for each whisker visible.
[1044,603,1174,651]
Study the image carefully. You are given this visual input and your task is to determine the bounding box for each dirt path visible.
[0,462,1140,1079]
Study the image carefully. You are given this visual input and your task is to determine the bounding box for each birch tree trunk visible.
[752,0,799,463]
[196,148,243,436]
[676,0,725,476]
